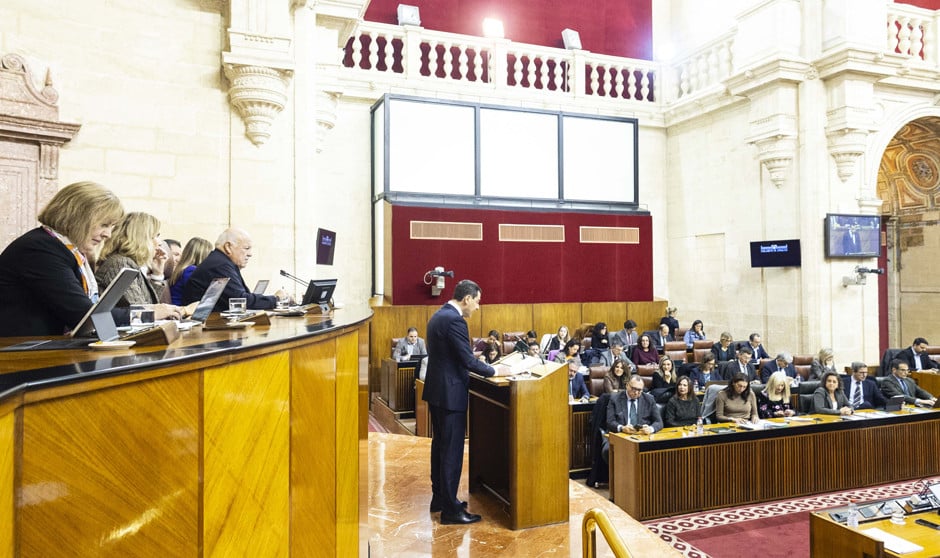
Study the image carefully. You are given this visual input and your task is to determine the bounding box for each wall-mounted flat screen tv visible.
[750,239,801,268]
[825,214,881,258]
[316,228,336,265]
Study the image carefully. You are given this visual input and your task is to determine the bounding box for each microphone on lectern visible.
[280,269,309,288]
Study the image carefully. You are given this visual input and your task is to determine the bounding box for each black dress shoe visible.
[440,510,482,525]
[430,500,468,513]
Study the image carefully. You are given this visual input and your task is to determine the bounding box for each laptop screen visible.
[190,277,230,322]
[70,267,140,339]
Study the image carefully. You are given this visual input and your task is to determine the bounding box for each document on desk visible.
[861,528,923,554]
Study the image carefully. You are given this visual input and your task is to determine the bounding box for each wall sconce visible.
[397,4,421,26]
[562,28,582,50]
[424,266,455,297]
[482,18,505,39]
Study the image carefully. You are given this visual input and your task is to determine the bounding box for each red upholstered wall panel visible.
[898,0,940,9]
[364,0,653,60]
[390,205,653,305]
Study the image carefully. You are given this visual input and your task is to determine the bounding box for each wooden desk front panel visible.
[811,509,940,558]
[912,371,940,398]
[19,371,201,557]
[0,412,12,558]
[569,406,592,472]
[612,414,940,520]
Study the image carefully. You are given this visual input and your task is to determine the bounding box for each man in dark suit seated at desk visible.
[843,362,886,410]
[760,352,797,383]
[897,337,940,372]
[183,228,286,311]
[602,375,663,463]
[720,345,757,383]
[880,359,937,407]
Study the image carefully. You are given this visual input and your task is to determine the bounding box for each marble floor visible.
[368,432,680,557]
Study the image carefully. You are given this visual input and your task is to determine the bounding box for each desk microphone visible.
[279,269,309,288]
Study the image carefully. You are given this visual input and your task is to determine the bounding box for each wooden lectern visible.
[468,361,569,530]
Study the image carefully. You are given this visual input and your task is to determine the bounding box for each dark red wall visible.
[364,0,653,60]
[899,0,940,9]
[390,205,653,305]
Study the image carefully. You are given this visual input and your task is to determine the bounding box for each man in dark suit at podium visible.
[423,280,505,525]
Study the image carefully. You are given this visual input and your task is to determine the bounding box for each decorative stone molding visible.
[751,135,797,188]
[222,62,293,146]
[315,90,341,153]
[826,127,871,183]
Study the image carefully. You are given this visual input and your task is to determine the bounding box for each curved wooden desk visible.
[0,306,371,558]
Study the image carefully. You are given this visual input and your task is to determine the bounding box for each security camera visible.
[424,266,455,297]
[855,266,885,275]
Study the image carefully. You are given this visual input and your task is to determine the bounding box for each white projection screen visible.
[479,108,558,199]
[387,99,475,195]
[374,95,638,205]
[562,115,636,203]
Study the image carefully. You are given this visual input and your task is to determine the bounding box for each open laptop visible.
[884,394,905,412]
[175,277,230,330]
[1,267,140,351]
[252,279,269,294]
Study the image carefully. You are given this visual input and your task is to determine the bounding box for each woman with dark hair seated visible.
[651,355,678,403]
[631,334,659,366]
[757,371,795,419]
[603,360,628,393]
[514,330,538,353]
[664,376,701,427]
[660,306,679,337]
[715,373,759,424]
[479,342,501,365]
[683,319,707,348]
[591,322,610,352]
[553,339,582,368]
[813,371,853,416]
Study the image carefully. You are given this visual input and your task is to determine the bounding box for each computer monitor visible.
[316,228,336,266]
[301,278,337,313]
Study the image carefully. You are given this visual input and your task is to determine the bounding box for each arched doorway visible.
[876,116,940,349]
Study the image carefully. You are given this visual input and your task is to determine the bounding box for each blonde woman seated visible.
[813,371,853,416]
[715,373,759,424]
[651,355,678,404]
[544,325,571,353]
[809,347,837,380]
[664,376,701,427]
[603,360,628,393]
[95,212,183,319]
[757,371,795,419]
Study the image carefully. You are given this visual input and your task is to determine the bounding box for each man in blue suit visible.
[843,362,886,410]
[423,280,506,525]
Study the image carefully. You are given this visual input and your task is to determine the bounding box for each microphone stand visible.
[279,269,310,289]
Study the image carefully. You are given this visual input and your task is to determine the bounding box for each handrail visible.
[582,508,632,558]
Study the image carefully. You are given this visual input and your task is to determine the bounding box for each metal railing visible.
[582,508,632,558]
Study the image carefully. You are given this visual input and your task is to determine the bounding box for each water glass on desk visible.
[228,298,247,314]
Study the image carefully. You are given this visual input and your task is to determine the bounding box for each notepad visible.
[861,528,923,554]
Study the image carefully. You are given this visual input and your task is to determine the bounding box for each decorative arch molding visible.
[0,53,80,248]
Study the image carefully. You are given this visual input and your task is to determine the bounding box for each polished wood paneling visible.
[336,330,359,555]
[0,411,12,558]
[626,300,666,332]
[204,352,290,557]
[370,305,426,394]
[581,302,627,332]
[380,359,417,411]
[610,411,940,520]
[532,303,581,343]
[414,379,430,437]
[469,363,569,530]
[479,304,532,336]
[356,324,370,558]
[291,339,336,558]
[913,371,940,397]
[811,509,940,558]
[19,373,200,557]
[569,406,592,472]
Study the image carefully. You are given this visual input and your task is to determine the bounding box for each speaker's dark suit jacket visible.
[719,360,757,382]
[897,347,939,371]
[842,376,886,409]
[182,249,277,311]
[422,302,495,411]
[0,227,128,336]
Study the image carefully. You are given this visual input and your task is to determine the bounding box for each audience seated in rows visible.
[473,329,501,354]
[603,360,628,393]
[514,330,538,353]
[600,342,636,373]
[632,334,659,366]
[745,333,771,366]
[542,325,570,354]
[603,374,663,462]
[663,375,700,427]
[756,371,795,419]
[479,342,501,365]
[554,339,582,369]
[651,323,672,352]
[591,322,610,353]
[689,353,721,389]
[567,364,590,401]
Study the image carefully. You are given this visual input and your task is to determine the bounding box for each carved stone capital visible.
[750,135,796,188]
[315,90,341,153]
[222,63,293,146]
[826,128,868,183]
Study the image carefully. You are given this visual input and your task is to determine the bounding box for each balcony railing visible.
[342,22,660,104]
[887,3,935,61]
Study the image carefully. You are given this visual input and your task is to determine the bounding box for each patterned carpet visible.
[644,476,940,558]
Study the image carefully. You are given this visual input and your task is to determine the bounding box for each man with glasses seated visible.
[843,362,885,410]
[880,359,937,407]
[602,374,663,463]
